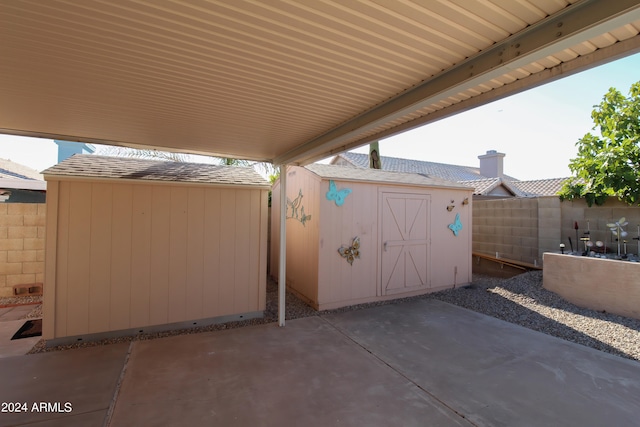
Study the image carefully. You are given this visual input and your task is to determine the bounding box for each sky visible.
[1,52,639,180]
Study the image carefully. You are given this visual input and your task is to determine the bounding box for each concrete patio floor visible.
[0,305,41,358]
[1,299,639,427]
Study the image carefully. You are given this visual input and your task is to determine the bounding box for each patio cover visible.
[2,1,640,326]
[1,0,640,166]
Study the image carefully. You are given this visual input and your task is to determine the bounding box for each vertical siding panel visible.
[110,184,133,331]
[257,190,268,310]
[130,185,152,327]
[338,181,355,303]
[203,189,221,317]
[186,187,204,319]
[168,187,188,322]
[43,180,59,340]
[54,182,70,337]
[246,190,266,311]
[309,175,320,303]
[149,186,170,325]
[66,182,92,336]
[248,190,259,311]
[88,183,112,333]
[234,190,251,313]
[219,189,236,315]
[351,183,377,300]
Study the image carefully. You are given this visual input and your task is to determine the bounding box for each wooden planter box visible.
[543,253,640,320]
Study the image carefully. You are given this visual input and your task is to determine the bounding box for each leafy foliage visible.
[559,81,640,206]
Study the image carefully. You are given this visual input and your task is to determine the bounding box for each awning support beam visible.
[278,164,287,327]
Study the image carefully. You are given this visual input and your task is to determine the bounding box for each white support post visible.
[278,164,287,327]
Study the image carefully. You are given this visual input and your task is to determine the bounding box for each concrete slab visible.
[0,305,35,321]
[110,317,469,427]
[2,299,639,426]
[323,299,640,427]
[0,343,129,427]
[0,319,41,358]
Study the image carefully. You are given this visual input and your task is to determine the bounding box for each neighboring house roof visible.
[42,155,270,188]
[457,178,526,197]
[305,164,472,190]
[510,178,567,197]
[331,152,519,182]
[331,152,567,198]
[0,158,46,191]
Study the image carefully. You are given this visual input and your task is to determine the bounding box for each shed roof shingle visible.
[43,155,270,188]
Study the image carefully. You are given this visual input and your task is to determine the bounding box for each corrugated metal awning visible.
[1,0,639,165]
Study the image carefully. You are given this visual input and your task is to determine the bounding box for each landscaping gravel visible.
[26,271,640,362]
[429,271,640,362]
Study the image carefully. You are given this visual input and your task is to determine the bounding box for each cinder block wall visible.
[0,203,46,297]
[473,198,541,265]
[474,196,640,267]
[559,198,640,255]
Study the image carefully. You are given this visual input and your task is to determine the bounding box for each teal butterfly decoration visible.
[448,213,462,236]
[326,180,352,206]
[338,236,360,265]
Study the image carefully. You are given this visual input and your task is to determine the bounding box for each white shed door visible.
[381,193,430,295]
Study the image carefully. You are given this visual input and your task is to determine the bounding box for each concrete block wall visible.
[473,198,541,265]
[559,198,640,256]
[537,197,562,262]
[474,196,640,267]
[0,203,46,297]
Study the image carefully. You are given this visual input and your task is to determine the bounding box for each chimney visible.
[478,150,505,178]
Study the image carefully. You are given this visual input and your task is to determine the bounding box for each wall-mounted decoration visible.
[448,213,462,236]
[299,206,312,226]
[326,180,352,206]
[446,204,455,211]
[462,197,469,205]
[287,189,311,226]
[338,236,360,265]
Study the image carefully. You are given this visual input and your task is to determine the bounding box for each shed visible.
[271,164,473,310]
[42,155,270,344]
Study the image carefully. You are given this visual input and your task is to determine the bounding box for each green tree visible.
[559,81,640,206]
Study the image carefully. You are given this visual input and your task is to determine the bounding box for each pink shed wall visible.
[44,179,268,342]
[271,166,472,310]
[271,168,320,304]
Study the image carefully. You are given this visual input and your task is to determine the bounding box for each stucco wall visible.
[44,179,268,341]
[0,203,45,297]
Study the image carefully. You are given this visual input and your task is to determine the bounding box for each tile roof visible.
[332,152,519,182]
[510,178,568,197]
[305,164,472,190]
[43,155,270,188]
[332,152,567,197]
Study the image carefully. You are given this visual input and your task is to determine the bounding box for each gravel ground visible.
[0,295,42,307]
[24,272,640,362]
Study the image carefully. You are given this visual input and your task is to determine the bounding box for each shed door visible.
[381,193,430,295]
